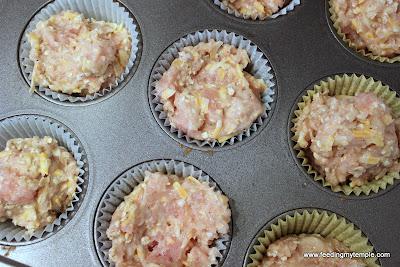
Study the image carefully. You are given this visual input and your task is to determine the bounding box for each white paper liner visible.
[94,159,232,267]
[19,0,141,104]
[149,29,276,148]
[212,0,301,20]
[0,115,88,245]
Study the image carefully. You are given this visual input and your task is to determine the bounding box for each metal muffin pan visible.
[0,0,399,266]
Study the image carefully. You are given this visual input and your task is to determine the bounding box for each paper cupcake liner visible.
[328,0,400,64]
[245,209,378,267]
[291,74,400,196]
[19,0,141,104]
[0,115,88,245]
[212,0,301,20]
[94,159,232,267]
[149,29,276,149]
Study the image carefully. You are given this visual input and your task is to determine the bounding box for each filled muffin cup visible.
[94,159,232,267]
[328,0,400,64]
[212,0,301,20]
[19,0,141,104]
[291,74,400,196]
[149,29,276,149]
[245,209,378,267]
[0,114,88,245]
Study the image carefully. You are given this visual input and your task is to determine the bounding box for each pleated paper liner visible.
[328,0,400,64]
[94,159,231,267]
[0,115,88,245]
[212,0,301,20]
[19,0,141,104]
[245,209,378,267]
[291,74,400,196]
[149,29,276,149]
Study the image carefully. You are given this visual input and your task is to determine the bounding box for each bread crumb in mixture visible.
[0,136,79,232]
[106,172,231,267]
[294,92,400,187]
[28,11,131,95]
[156,40,267,143]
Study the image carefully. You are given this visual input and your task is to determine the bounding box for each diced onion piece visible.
[187,176,201,185]
[162,88,176,100]
[173,181,188,199]
[39,153,50,175]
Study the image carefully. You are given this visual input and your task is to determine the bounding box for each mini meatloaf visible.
[222,0,285,18]
[331,0,400,58]
[28,11,131,95]
[262,234,366,266]
[155,40,267,143]
[107,172,231,267]
[294,92,400,187]
[0,136,79,232]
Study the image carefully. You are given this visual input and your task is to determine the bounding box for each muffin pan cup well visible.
[0,114,88,245]
[149,29,276,150]
[94,159,232,267]
[18,0,142,105]
[290,74,400,196]
[327,0,400,64]
[244,209,378,267]
[211,0,301,21]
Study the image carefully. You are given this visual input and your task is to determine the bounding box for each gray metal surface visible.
[0,0,399,266]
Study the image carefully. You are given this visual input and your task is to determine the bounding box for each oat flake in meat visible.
[106,171,231,267]
[331,0,400,58]
[155,40,267,143]
[294,92,400,187]
[0,136,79,232]
[262,234,366,267]
[28,11,131,95]
[222,0,285,18]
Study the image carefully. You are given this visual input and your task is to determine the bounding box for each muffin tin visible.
[0,0,399,266]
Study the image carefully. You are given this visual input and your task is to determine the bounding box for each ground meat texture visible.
[28,11,131,95]
[106,172,231,267]
[0,136,79,232]
[262,234,366,267]
[223,0,285,18]
[332,0,400,58]
[294,92,400,187]
[155,40,267,143]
